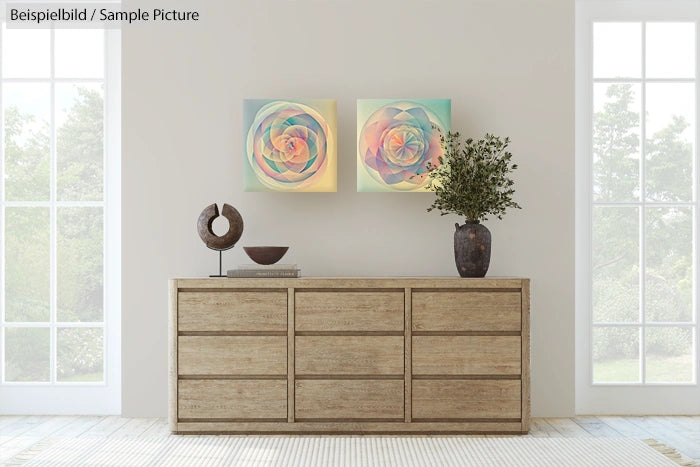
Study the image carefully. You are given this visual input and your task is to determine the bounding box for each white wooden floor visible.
[0,416,699,464]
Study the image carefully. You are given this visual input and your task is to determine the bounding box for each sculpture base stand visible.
[209,250,226,278]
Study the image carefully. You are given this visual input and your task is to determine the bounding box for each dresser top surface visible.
[171,277,529,289]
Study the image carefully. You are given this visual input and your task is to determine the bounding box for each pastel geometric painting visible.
[244,99,337,192]
[357,99,451,192]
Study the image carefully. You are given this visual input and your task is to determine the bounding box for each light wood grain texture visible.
[178,380,287,420]
[529,418,563,438]
[0,416,77,460]
[295,336,404,375]
[404,287,412,423]
[170,277,530,434]
[287,288,295,423]
[49,416,104,438]
[178,336,286,375]
[546,418,595,438]
[412,380,521,419]
[168,280,178,431]
[177,277,524,290]
[140,419,173,438]
[571,416,622,438]
[295,291,404,331]
[108,418,158,438]
[295,380,404,420]
[178,291,286,331]
[174,420,523,434]
[413,336,521,375]
[521,278,531,432]
[178,421,520,435]
[412,291,521,332]
[626,417,700,460]
[596,416,651,437]
[81,416,131,438]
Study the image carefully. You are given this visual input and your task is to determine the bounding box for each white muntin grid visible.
[588,19,699,386]
[0,26,107,386]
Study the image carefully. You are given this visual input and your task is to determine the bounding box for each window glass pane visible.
[645,207,693,323]
[593,207,639,323]
[57,207,104,322]
[56,84,104,201]
[55,29,104,78]
[593,326,640,383]
[57,327,103,382]
[5,327,50,382]
[4,207,50,322]
[646,23,695,78]
[645,83,695,202]
[594,23,641,78]
[3,83,51,201]
[646,327,693,383]
[593,83,641,202]
[1,26,50,78]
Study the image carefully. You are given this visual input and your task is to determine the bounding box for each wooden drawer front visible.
[413,336,521,375]
[178,336,286,375]
[296,336,403,375]
[412,380,521,419]
[178,380,286,419]
[412,291,521,332]
[295,380,403,420]
[178,291,286,332]
[295,291,404,332]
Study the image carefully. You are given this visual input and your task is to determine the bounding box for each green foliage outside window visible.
[3,86,104,382]
[593,84,692,371]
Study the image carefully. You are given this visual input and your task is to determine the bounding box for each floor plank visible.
[596,416,653,438]
[0,416,50,445]
[51,416,105,438]
[545,418,594,438]
[80,416,131,438]
[572,416,623,437]
[660,415,700,434]
[140,419,172,438]
[108,418,158,438]
[0,416,25,432]
[529,418,563,438]
[0,416,77,462]
[626,416,700,461]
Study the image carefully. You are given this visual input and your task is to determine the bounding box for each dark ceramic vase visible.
[454,221,491,278]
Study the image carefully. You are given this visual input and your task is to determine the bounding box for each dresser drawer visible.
[296,336,403,375]
[178,336,287,375]
[412,291,521,332]
[178,380,287,420]
[413,336,521,375]
[412,380,521,419]
[295,380,403,420]
[178,291,287,332]
[295,291,404,331]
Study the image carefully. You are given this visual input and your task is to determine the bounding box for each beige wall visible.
[122,0,574,417]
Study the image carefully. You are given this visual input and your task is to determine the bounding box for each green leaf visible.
[421,129,522,222]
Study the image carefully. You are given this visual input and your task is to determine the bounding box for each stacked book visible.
[227,264,301,278]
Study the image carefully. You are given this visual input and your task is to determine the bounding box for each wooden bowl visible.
[243,246,289,265]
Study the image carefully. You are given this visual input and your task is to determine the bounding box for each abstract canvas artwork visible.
[244,99,337,192]
[357,99,451,192]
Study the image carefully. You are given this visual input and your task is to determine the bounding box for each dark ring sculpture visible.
[197,203,244,251]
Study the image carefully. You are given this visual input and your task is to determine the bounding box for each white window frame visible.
[576,0,700,414]
[0,13,121,414]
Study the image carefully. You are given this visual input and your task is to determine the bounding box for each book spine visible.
[237,264,297,270]
[227,270,300,278]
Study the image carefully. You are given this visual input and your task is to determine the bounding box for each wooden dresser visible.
[169,277,530,434]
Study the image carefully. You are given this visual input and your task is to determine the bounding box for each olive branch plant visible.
[423,130,521,222]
